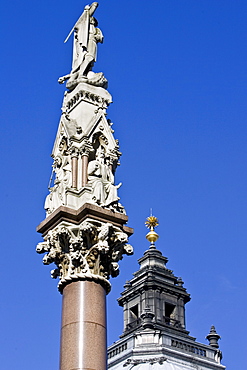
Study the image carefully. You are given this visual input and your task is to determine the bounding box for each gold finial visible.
[145,214,159,248]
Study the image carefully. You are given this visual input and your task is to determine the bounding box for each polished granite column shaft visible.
[60,280,107,370]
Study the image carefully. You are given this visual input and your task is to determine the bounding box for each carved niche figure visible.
[45,154,72,214]
[88,147,121,208]
[59,2,104,88]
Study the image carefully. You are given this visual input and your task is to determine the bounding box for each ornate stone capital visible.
[80,138,93,157]
[36,219,133,293]
[70,146,79,158]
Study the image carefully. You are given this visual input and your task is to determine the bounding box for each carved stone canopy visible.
[44,82,124,217]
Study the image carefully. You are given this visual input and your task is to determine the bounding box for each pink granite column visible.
[81,154,89,187]
[60,280,107,370]
[71,154,78,189]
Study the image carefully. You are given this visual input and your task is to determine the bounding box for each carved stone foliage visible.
[36,219,133,293]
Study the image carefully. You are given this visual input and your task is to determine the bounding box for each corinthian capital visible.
[36,219,133,293]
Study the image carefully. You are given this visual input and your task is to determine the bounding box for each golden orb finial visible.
[145,214,159,248]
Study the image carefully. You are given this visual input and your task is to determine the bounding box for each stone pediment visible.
[52,115,78,158]
[86,112,118,151]
[51,112,119,159]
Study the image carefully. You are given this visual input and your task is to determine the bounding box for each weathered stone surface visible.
[37,203,133,236]
[43,3,124,218]
[59,2,106,90]
[44,81,123,216]
[37,217,133,293]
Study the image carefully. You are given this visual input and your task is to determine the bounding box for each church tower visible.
[36,3,133,370]
[107,217,225,370]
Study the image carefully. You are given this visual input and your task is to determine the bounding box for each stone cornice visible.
[65,82,112,113]
[118,271,191,306]
[37,203,133,236]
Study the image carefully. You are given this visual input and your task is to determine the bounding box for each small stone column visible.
[71,148,79,189]
[81,142,91,187]
[81,152,89,187]
[177,278,186,328]
[60,281,107,370]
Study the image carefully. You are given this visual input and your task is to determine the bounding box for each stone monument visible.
[36,3,133,370]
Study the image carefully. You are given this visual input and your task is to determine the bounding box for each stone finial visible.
[206,325,221,348]
[145,215,159,249]
[177,277,184,287]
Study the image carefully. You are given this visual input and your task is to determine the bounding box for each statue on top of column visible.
[59,2,107,90]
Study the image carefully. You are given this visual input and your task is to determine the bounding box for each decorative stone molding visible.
[36,219,133,293]
[171,339,206,357]
[66,89,111,112]
[108,342,128,359]
[70,146,79,158]
[123,357,167,366]
[80,139,93,157]
[140,306,155,329]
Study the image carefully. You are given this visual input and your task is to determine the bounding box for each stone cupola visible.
[118,216,190,337]
[108,216,225,370]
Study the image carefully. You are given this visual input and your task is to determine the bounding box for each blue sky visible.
[1,0,247,368]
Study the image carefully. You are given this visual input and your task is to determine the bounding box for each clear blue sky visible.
[1,1,247,368]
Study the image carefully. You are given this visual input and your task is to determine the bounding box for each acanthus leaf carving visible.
[36,219,133,293]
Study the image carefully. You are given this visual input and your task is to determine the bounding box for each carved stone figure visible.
[88,147,121,207]
[59,2,105,89]
[45,154,72,214]
[36,220,133,293]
